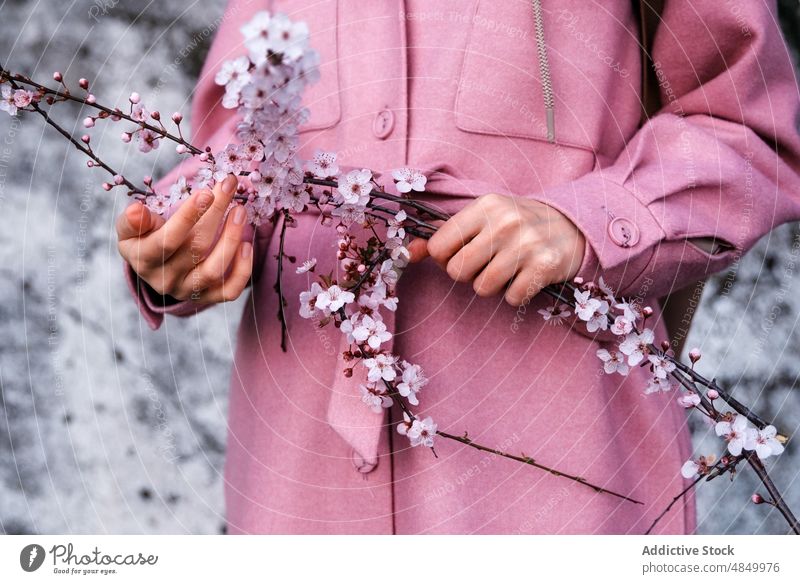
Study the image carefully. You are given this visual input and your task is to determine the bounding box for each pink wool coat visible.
[125,0,800,534]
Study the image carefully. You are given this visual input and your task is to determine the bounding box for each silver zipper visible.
[531,0,556,143]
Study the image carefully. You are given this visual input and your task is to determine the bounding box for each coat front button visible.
[352,449,378,474]
[608,217,640,247]
[372,108,395,139]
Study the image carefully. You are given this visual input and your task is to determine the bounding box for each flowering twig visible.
[3,10,796,534]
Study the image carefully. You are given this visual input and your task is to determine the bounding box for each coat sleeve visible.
[124,0,271,331]
[529,1,800,300]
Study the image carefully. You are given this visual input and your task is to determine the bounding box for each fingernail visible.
[196,192,214,209]
[241,242,252,258]
[222,174,238,195]
[233,206,246,225]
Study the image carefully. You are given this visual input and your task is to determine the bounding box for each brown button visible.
[372,108,395,139]
[352,449,378,474]
[608,217,640,247]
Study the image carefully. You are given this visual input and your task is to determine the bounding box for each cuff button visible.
[608,217,640,247]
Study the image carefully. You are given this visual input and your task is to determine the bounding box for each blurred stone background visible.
[0,0,799,535]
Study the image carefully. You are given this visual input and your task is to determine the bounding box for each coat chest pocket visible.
[273,0,341,132]
[455,1,638,154]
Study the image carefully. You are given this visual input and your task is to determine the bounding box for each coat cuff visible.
[530,172,666,298]
[123,261,206,331]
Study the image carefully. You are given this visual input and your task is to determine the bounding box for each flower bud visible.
[102,182,112,191]
[86,94,96,104]
[171,112,183,123]
[86,160,94,168]
[199,152,209,162]
[689,348,702,363]
[176,144,187,154]
[643,306,654,317]
[707,389,719,400]
[249,170,262,183]
[150,110,160,121]
[143,175,153,186]
[53,71,63,82]
[661,340,670,352]
[81,134,90,144]
[357,264,366,274]
[344,368,353,378]
[83,117,94,128]
[573,276,584,285]
[120,132,132,143]
[752,493,764,505]
[79,78,89,90]
[129,92,141,104]
[114,174,124,185]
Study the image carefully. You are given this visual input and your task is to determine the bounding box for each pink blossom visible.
[538,303,571,325]
[306,150,339,178]
[169,176,191,203]
[12,89,34,108]
[677,393,701,408]
[406,416,437,448]
[363,353,398,382]
[298,282,324,319]
[315,284,355,312]
[648,354,676,379]
[296,258,317,274]
[596,348,629,376]
[0,86,17,115]
[391,167,427,193]
[715,415,755,457]
[215,55,251,89]
[360,383,393,413]
[745,425,784,460]
[681,459,700,479]
[337,168,372,206]
[137,129,160,153]
[396,361,428,406]
[352,315,392,350]
[644,375,675,395]
[619,328,654,366]
[387,210,407,239]
[610,315,633,336]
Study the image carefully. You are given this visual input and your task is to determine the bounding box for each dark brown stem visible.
[382,380,642,505]
[2,67,203,156]
[304,177,451,221]
[745,451,800,534]
[436,429,643,505]
[645,456,742,535]
[274,211,290,352]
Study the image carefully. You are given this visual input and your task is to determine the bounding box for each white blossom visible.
[538,303,571,325]
[363,353,398,382]
[648,354,676,379]
[337,168,372,206]
[315,284,355,312]
[745,425,785,460]
[296,258,317,274]
[360,383,393,414]
[619,328,654,366]
[352,315,392,350]
[596,348,629,376]
[396,361,428,406]
[391,168,427,193]
[407,416,437,448]
[306,150,339,178]
[715,415,755,457]
[299,282,324,318]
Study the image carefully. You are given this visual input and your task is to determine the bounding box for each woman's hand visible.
[408,194,585,306]
[116,174,254,305]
